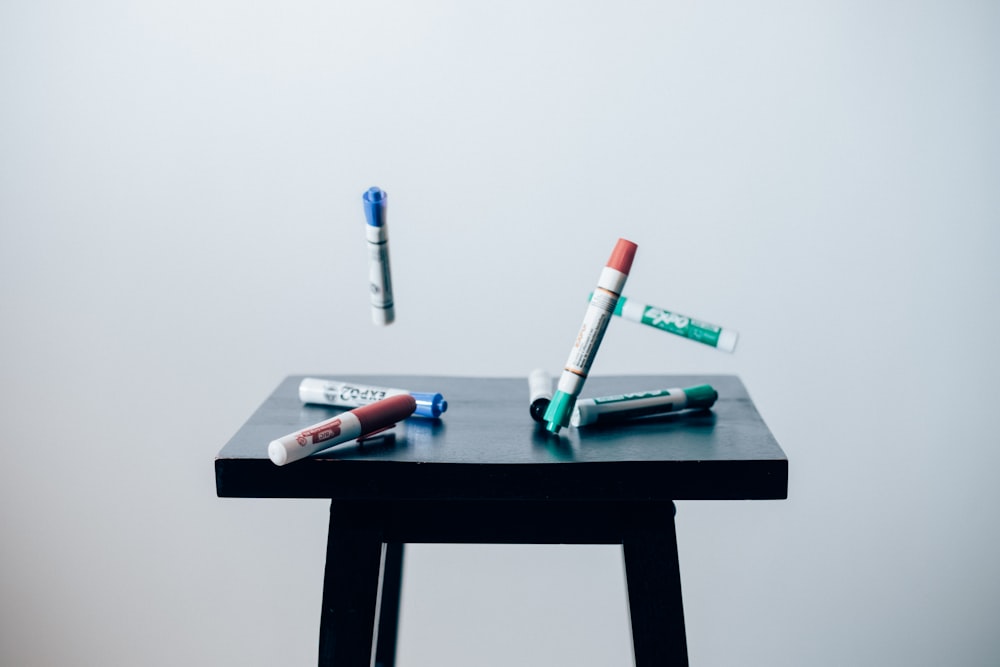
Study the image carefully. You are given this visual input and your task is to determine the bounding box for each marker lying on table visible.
[268,394,416,466]
[570,384,718,427]
[528,368,553,423]
[299,378,447,418]
[544,238,638,434]
[363,186,394,326]
[601,295,738,352]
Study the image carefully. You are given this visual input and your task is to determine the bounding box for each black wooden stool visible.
[216,375,787,666]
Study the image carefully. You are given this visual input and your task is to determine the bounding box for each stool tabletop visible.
[215,374,787,502]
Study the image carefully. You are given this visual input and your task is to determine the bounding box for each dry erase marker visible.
[570,384,718,427]
[363,186,394,325]
[528,369,553,422]
[299,377,447,418]
[544,238,638,434]
[606,295,738,352]
[268,394,416,466]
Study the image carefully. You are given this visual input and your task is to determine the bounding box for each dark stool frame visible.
[319,499,687,667]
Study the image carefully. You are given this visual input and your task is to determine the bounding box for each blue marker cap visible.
[363,187,386,227]
[411,392,447,419]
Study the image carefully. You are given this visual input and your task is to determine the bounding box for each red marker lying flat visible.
[268,393,416,466]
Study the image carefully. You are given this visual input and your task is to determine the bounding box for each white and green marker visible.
[570,384,718,427]
[600,295,739,352]
[545,239,638,435]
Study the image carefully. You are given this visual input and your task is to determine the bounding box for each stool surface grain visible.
[215,374,787,501]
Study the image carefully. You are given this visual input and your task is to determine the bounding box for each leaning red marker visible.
[268,394,416,466]
[544,238,638,434]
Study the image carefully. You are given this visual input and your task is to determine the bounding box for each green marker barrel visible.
[570,384,718,427]
[608,295,738,352]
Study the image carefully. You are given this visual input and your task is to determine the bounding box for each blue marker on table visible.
[299,378,447,419]
[363,187,394,325]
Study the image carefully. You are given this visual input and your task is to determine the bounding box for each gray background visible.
[2,1,998,665]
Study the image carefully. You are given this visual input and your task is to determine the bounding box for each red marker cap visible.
[352,393,417,433]
[607,238,638,274]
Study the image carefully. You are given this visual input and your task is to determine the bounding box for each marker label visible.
[566,279,620,377]
[367,228,394,311]
[640,307,721,347]
[298,418,343,446]
[614,296,738,352]
[330,384,388,404]
[588,390,682,421]
[593,389,673,404]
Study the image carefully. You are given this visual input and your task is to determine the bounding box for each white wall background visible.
[2,1,998,665]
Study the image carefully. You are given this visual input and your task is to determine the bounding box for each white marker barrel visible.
[268,394,416,466]
[363,187,394,326]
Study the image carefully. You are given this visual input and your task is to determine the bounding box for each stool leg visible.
[622,502,688,667]
[374,542,404,667]
[318,502,385,667]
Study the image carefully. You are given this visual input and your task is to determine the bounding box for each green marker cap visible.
[684,384,718,410]
[543,390,576,434]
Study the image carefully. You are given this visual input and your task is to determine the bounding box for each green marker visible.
[597,294,738,352]
[570,384,718,427]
